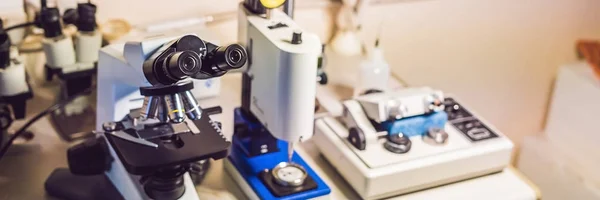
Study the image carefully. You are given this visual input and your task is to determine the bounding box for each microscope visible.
[38,0,101,116]
[0,19,33,145]
[313,87,515,199]
[224,0,331,199]
[45,34,247,200]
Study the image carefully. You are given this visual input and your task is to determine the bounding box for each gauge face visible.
[275,165,304,182]
[272,162,307,187]
[260,0,285,9]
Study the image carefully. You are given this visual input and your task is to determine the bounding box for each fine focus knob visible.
[291,30,302,44]
[67,136,112,175]
[384,134,412,154]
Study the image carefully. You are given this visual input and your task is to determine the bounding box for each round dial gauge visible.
[271,162,307,187]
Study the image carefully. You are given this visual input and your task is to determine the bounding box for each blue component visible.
[381,111,448,137]
[229,108,331,200]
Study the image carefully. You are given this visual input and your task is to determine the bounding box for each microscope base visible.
[45,168,202,200]
[45,168,124,200]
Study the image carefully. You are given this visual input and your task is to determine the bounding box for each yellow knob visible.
[260,0,286,9]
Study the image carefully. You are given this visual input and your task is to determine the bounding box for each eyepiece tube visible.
[204,44,247,72]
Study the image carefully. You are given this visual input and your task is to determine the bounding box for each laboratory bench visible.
[0,52,539,200]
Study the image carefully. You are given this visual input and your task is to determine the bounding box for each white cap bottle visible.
[354,40,390,96]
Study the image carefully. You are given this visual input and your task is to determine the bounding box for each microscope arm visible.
[96,36,179,129]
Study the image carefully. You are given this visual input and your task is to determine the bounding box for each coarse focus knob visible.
[67,136,112,175]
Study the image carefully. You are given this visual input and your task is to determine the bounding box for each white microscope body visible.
[97,35,198,200]
[313,87,514,199]
[87,33,245,200]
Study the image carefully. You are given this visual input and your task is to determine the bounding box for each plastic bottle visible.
[355,40,390,96]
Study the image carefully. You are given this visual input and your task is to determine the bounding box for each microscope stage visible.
[105,112,230,175]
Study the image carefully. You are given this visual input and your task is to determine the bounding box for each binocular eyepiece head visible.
[143,35,247,86]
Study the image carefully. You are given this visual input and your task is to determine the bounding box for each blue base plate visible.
[228,108,330,200]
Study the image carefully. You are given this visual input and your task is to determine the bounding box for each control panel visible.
[444,98,498,142]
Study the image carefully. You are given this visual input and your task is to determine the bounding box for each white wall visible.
[88,0,600,157]
[357,0,600,155]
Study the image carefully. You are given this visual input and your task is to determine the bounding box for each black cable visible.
[0,87,93,162]
[4,22,36,32]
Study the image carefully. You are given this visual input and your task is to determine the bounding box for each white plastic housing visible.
[243,8,321,142]
[0,50,28,96]
[42,36,76,68]
[97,40,157,130]
[75,31,102,63]
[356,87,444,123]
[313,95,514,199]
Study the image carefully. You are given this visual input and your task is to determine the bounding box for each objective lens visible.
[140,96,160,120]
[163,93,186,123]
